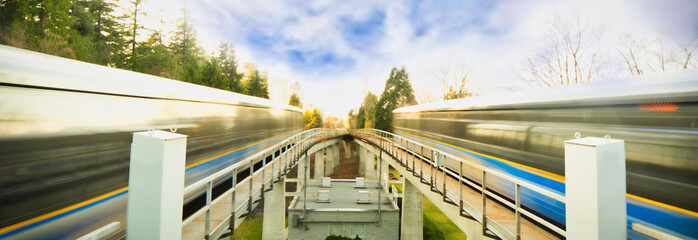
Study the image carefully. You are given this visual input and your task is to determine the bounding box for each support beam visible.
[262,176,285,240]
[314,151,324,179]
[401,179,423,240]
[342,141,350,159]
[364,148,377,181]
[325,146,334,177]
[333,144,339,166]
[127,130,187,240]
[382,157,390,181]
[297,154,306,191]
[358,145,366,175]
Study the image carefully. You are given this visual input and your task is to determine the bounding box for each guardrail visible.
[181,128,347,239]
[352,129,566,240]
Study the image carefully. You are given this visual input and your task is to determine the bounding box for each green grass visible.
[390,183,403,193]
[423,196,467,240]
[388,166,403,193]
[229,216,263,240]
[388,167,401,180]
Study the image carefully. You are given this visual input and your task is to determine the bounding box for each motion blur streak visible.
[0,45,303,239]
[394,72,698,239]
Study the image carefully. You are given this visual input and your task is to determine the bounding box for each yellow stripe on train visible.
[396,130,698,218]
[0,130,297,235]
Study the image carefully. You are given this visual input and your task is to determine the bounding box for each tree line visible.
[349,66,417,132]
[288,93,325,130]
[0,0,270,98]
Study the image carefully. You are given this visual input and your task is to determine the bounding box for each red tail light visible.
[637,102,680,112]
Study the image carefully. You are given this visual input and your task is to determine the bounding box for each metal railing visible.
[352,129,566,240]
[181,128,347,239]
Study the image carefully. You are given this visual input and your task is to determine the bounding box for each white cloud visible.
[135,0,697,117]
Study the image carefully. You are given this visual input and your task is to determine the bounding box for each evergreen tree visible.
[0,0,75,57]
[170,8,200,68]
[374,66,417,132]
[360,92,377,128]
[356,107,366,129]
[133,31,177,78]
[218,43,244,93]
[70,0,125,65]
[289,93,302,108]
[200,57,225,89]
[179,54,202,84]
[125,0,145,70]
[245,69,270,99]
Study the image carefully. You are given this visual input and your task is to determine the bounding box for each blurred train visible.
[394,73,698,239]
[0,45,303,239]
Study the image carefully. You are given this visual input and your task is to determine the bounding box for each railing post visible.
[430,152,436,187]
[126,130,186,240]
[262,152,267,192]
[514,183,521,240]
[481,171,487,234]
[248,159,253,215]
[419,151,423,180]
[272,148,277,184]
[230,168,237,234]
[205,181,212,239]
[442,156,447,201]
[459,162,463,214]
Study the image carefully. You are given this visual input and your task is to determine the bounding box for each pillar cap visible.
[134,130,187,140]
[564,137,623,147]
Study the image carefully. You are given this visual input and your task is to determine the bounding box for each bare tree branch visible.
[435,62,477,100]
[517,12,606,88]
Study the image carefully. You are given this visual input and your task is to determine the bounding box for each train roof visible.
[395,71,698,113]
[0,45,302,113]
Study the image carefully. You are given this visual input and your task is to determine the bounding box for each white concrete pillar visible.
[325,147,334,177]
[127,130,187,240]
[333,144,339,166]
[363,148,370,177]
[262,176,285,240]
[565,137,626,240]
[382,158,390,181]
[342,141,350,159]
[297,154,306,193]
[364,149,377,181]
[314,151,324,179]
[358,145,366,175]
[401,179,423,239]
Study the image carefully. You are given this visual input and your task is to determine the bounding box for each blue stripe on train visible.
[1,131,299,239]
[0,190,128,239]
[397,132,697,239]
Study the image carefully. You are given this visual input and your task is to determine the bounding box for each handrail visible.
[181,128,348,239]
[351,128,566,239]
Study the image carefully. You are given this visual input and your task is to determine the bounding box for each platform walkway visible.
[353,130,565,240]
[179,129,345,240]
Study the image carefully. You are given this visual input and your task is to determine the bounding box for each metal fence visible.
[352,129,566,240]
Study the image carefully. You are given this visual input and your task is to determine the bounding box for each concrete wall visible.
[287,211,399,240]
[262,178,285,240]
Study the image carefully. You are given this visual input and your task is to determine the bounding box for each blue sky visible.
[180,0,698,116]
[193,1,501,78]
